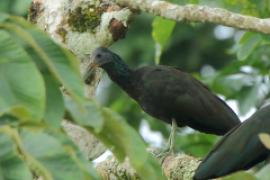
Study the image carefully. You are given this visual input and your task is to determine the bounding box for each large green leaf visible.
[152,17,175,64]
[0,30,45,121]
[0,127,32,180]
[66,97,163,179]
[43,74,64,128]
[64,97,104,132]
[0,14,84,103]
[91,108,164,180]
[20,128,98,180]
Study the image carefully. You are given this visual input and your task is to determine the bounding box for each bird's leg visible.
[156,119,177,161]
[168,118,177,153]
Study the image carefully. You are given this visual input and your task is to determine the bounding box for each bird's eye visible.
[96,54,102,58]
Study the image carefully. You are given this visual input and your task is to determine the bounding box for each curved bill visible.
[83,62,99,84]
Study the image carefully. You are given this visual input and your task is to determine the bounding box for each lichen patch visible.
[68,5,102,32]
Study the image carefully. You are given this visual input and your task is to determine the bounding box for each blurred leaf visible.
[20,128,98,180]
[64,97,104,132]
[0,30,45,121]
[256,164,270,180]
[91,108,165,180]
[222,171,256,180]
[43,74,64,128]
[152,17,175,48]
[236,32,262,60]
[175,133,218,157]
[259,133,270,149]
[0,127,32,180]
[237,82,260,115]
[109,92,143,130]
[0,14,84,103]
[213,73,254,97]
[152,17,175,64]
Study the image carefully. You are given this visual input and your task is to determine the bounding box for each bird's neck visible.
[102,60,135,97]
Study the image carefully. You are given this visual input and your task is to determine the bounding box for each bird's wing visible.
[172,66,236,112]
[185,77,240,132]
[137,66,239,133]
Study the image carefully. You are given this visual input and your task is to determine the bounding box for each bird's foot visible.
[156,148,175,163]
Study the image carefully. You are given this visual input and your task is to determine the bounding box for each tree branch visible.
[116,0,270,34]
[96,153,200,180]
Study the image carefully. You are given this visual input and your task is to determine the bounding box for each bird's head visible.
[83,47,129,84]
[90,47,117,68]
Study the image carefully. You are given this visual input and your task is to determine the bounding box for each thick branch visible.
[116,0,270,34]
[96,153,200,180]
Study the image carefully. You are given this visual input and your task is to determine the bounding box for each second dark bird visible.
[194,105,270,180]
[86,47,240,137]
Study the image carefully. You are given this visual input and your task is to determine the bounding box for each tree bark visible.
[96,153,200,180]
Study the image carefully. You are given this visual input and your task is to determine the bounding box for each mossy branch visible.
[96,153,200,180]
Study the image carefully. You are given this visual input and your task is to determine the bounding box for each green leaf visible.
[64,97,104,132]
[236,32,262,60]
[43,74,64,128]
[0,30,45,121]
[66,98,163,179]
[152,17,175,47]
[152,17,175,64]
[0,15,84,103]
[0,128,32,180]
[91,108,165,180]
[20,128,98,180]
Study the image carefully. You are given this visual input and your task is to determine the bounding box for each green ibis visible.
[85,47,240,152]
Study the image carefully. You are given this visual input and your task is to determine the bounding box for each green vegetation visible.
[0,12,163,180]
[1,0,270,179]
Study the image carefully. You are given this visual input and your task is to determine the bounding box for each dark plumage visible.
[87,47,240,135]
[194,105,270,180]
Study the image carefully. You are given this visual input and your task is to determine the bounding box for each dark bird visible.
[85,47,240,150]
[194,105,270,180]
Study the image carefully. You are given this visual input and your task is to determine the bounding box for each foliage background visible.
[1,0,270,179]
